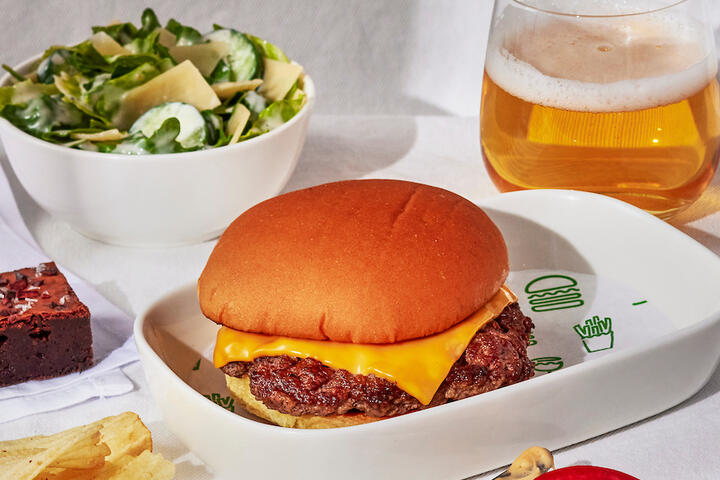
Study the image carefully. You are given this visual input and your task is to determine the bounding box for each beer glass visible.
[480,0,720,218]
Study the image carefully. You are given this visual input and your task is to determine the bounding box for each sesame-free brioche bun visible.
[198,179,508,344]
[225,375,381,429]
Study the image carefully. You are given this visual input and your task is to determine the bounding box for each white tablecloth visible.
[1,115,719,479]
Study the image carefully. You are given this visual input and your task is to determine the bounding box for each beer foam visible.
[485,8,718,112]
[517,0,682,17]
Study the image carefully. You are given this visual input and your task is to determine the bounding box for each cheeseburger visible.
[198,179,534,428]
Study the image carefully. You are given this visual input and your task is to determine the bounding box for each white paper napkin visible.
[0,167,138,423]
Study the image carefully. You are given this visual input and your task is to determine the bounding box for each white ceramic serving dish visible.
[0,57,315,247]
[135,190,720,480]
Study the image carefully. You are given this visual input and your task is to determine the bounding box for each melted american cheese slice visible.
[214,286,516,405]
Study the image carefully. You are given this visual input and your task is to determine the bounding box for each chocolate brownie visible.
[0,262,93,387]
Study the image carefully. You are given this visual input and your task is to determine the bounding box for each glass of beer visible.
[480,0,720,219]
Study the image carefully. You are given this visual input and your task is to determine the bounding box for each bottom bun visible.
[225,375,385,429]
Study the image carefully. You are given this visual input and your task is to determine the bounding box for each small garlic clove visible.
[494,446,555,480]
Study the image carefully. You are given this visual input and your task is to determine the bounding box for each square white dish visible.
[135,189,720,480]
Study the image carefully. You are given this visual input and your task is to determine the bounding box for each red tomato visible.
[538,466,640,479]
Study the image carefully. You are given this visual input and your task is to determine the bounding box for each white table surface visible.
[2,0,720,477]
[2,114,720,479]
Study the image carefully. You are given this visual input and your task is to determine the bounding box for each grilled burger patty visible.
[222,303,534,418]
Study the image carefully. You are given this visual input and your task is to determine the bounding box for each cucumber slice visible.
[204,29,262,82]
[242,90,267,116]
[201,110,223,145]
[129,102,206,148]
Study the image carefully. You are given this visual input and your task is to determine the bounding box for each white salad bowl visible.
[0,56,315,247]
[135,189,720,480]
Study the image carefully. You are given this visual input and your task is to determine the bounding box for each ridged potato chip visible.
[0,412,173,480]
[107,450,175,480]
[0,426,101,480]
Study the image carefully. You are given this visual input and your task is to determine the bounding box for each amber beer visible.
[480,12,720,218]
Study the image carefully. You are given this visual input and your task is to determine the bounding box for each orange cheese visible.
[214,286,517,405]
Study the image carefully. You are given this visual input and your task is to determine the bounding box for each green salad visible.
[0,8,307,154]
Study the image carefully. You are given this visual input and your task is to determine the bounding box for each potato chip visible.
[0,430,75,451]
[98,412,152,461]
[1,431,108,472]
[0,412,173,480]
[50,442,110,469]
[0,426,98,480]
[107,450,175,480]
[32,466,104,480]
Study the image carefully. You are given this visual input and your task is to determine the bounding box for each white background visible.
[2,1,720,479]
[0,0,497,116]
[3,0,717,117]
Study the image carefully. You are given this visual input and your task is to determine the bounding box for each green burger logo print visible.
[532,357,564,373]
[525,274,584,312]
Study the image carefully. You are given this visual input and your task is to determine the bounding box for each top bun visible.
[198,179,508,344]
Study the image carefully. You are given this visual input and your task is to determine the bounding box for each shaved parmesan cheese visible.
[89,32,131,56]
[156,28,177,48]
[71,129,128,142]
[11,81,56,104]
[168,42,229,77]
[297,71,306,91]
[114,60,221,129]
[54,72,83,104]
[259,59,303,101]
[227,104,251,144]
[62,139,87,148]
[212,79,263,99]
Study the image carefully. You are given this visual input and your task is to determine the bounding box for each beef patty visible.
[222,303,534,418]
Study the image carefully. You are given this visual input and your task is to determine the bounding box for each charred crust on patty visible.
[221,303,534,418]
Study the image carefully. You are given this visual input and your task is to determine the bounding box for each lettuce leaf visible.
[91,9,172,59]
[65,41,113,75]
[108,53,172,78]
[208,60,232,84]
[138,8,161,38]
[0,86,12,107]
[0,80,58,108]
[2,64,25,82]
[124,29,173,59]
[165,18,204,46]
[91,22,138,46]
[53,71,108,125]
[0,94,86,135]
[84,63,160,121]
[37,49,75,84]
[102,117,196,154]
[240,90,305,140]
[246,34,290,62]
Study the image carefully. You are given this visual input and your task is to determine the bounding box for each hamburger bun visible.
[225,375,383,429]
[198,179,509,344]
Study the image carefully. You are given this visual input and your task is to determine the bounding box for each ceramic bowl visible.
[0,56,315,247]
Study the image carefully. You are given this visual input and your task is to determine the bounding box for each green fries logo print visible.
[204,392,236,412]
[525,274,584,312]
[574,316,614,353]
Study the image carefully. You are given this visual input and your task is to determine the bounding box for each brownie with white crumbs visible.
[0,262,93,387]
